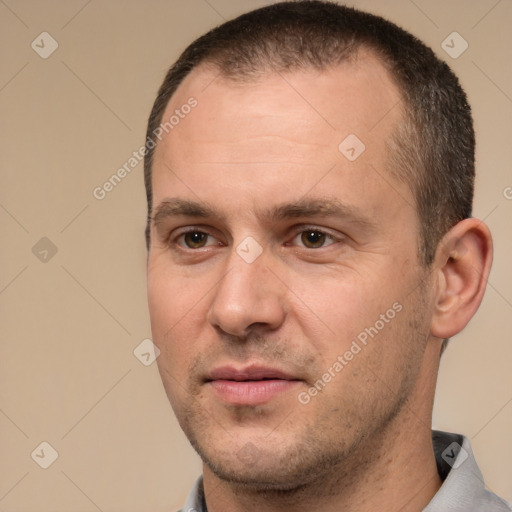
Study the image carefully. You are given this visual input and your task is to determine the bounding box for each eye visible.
[175,230,219,249]
[290,228,337,249]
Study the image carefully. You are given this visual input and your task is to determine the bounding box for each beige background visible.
[0,0,511,510]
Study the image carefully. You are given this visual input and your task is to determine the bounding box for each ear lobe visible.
[430,218,493,339]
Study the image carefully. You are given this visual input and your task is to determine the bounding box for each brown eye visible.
[183,231,208,248]
[300,230,328,248]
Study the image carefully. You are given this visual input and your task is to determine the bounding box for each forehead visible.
[167,52,399,132]
[151,52,412,224]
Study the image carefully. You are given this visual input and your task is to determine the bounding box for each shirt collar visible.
[424,430,510,511]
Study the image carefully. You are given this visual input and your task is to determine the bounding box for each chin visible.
[207,456,313,492]
[191,430,345,492]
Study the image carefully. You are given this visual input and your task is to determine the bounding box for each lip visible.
[205,365,301,406]
[206,365,298,382]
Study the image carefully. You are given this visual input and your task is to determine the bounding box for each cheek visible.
[148,258,197,327]
[291,274,390,348]
[148,274,204,407]
[292,271,413,392]
[147,267,205,366]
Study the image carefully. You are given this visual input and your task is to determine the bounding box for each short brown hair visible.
[144,0,475,266]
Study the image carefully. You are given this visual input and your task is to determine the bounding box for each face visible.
[147,54,434,490]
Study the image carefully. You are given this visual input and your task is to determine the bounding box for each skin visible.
[146,51,493,512]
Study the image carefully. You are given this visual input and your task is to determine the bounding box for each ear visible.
[430,218,493,339]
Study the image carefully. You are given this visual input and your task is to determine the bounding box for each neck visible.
[203,345,443,512]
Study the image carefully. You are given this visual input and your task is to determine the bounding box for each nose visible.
[207,245,287,339]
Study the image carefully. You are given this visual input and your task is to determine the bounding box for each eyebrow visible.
[152,196,377,231]
[152,198,220,226]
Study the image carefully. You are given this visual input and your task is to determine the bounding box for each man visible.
[144,1,510,511]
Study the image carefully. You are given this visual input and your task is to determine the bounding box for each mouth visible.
[205,365,302,406]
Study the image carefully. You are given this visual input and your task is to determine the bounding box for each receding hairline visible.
[152,45,408,177]
[153,49,410,201]
[157,44,404,121]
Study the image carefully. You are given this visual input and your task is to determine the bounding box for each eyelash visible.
[169,226,340,251]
